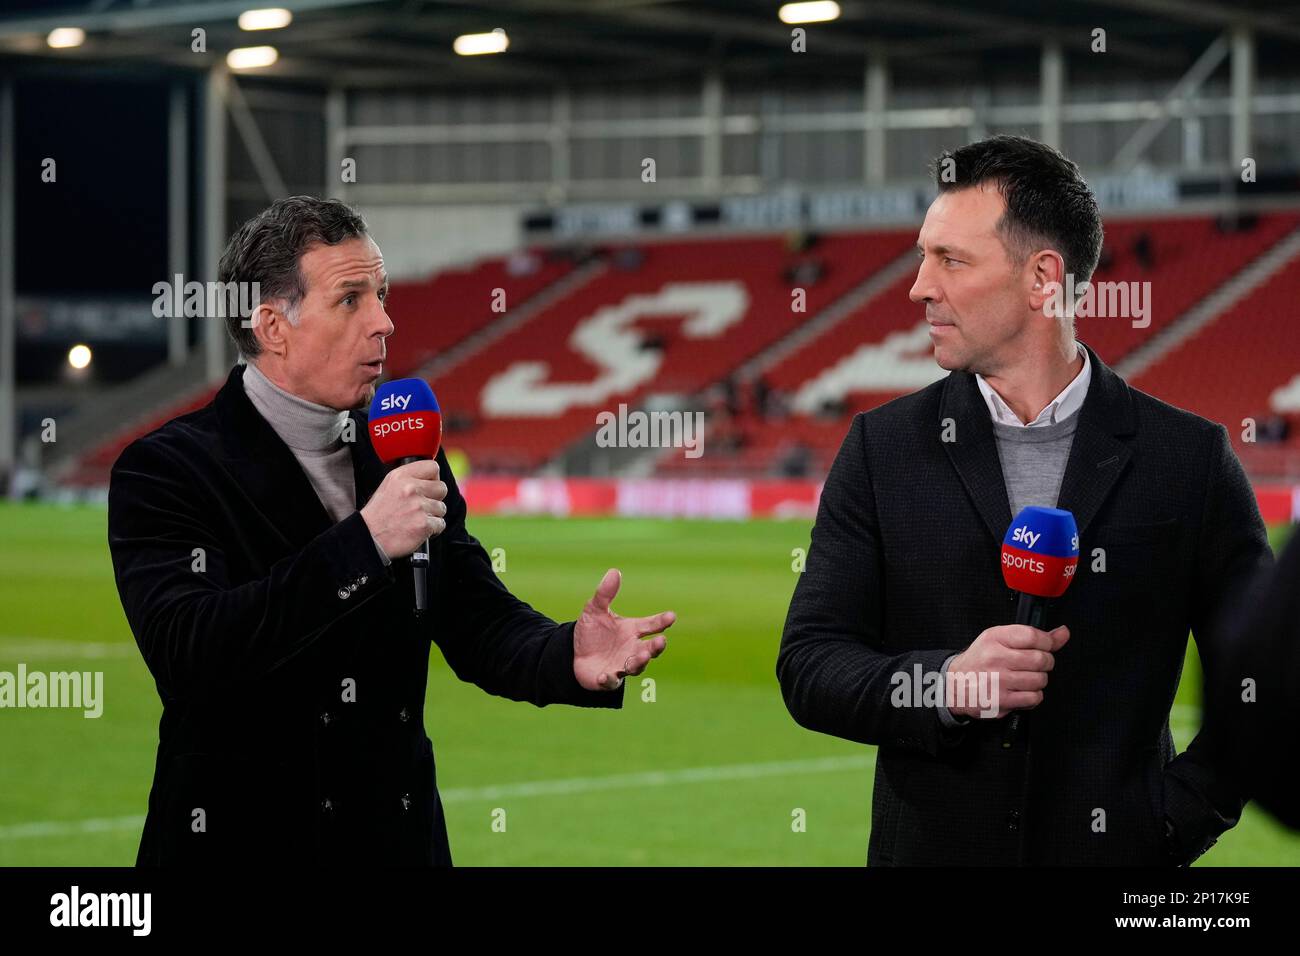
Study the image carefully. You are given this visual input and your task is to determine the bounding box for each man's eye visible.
[341,294,356,306]
[944,257,960,265]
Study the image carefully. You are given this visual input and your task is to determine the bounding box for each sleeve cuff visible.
[372,533,391,567]
[539,620,625,709]
[938,652,973,727]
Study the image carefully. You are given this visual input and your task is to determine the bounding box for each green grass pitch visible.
[0,501,1296,865]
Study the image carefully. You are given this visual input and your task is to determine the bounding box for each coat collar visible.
[939,340,1136,543]
[212,364,390,543]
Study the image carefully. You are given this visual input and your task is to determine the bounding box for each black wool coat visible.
[778,343,1272,865]
[109,364,622,866]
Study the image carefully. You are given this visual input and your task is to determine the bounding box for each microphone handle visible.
[1007,592,1048,738]
[412,540,429,616]
[1014,591,1047,629]
[396,455,432,617]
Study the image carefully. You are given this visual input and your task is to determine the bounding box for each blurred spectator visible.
[1096,244,1114,272]
[721,375,740,417]
[783,257,825,287]
[1215,211,1259,234]
[1257,414,1291,444]
[785,230,820,254]
[612,246,645,271]
[775,441,813,478]
[505,251,540,277]
[1132,231,1154,270]
[639,331,668,353]
[752,376,769,415]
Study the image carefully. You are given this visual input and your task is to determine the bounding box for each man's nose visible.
[909,262,937,304]
[372,300,394,338]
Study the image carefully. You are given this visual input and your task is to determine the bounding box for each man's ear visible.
[1027,250,1066,313]
[249,300,292,357]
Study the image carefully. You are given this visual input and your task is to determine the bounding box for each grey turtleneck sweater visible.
[242,361,390,567]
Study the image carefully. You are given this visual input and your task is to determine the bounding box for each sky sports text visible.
[1002,551,1077,578]
[371,417,429,437]
[1009,524,1080,552]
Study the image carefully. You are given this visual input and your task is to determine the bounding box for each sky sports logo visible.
[50,886,151,936]
[379,392,413,412]
[1001,508,1080,598]
[1009,524,1080,553]
[372,417,429,437]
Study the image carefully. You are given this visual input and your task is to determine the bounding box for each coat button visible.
[337,587,350,600]
[398,707,409,722]
[399,793,412,812]
[320,712,332,726]
[1006,809,1020,831]
[321,797,334,815]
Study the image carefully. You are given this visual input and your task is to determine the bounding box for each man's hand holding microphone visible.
[946,506,1079,721]
[360,458,448,558]
[946,623,1071,719]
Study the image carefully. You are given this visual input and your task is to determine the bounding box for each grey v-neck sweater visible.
[991,413,1080,517]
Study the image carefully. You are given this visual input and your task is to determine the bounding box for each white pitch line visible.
[0,814,145,840]
[0,639,138,660]
[438,754,876,803]
[0,755,875,841]
[0,719,1204,842]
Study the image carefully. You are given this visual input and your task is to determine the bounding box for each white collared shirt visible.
[975,343,1091,427]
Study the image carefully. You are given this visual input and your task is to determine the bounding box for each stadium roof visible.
[3,0,1300,88]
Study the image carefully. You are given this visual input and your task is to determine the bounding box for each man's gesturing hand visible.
[946,624,1071,719]
[360,459,448,559]
[573,568,676,691]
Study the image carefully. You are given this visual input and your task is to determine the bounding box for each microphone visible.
[1000,506,1079,628]
[368,378,443,616]
[999,506,1079,737]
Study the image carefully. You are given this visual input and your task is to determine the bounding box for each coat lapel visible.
[939,340,1137,542]
[939,365,1014,543]
[212,364,335,546]
[349,409,389,510]
[1053,342,1137,537]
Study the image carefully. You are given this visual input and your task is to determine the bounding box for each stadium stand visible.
[59,214,1300,485]
[657,212,1300,479]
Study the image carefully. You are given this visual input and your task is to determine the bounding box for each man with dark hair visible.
[109,195,676,865]
[778,135,1269,865]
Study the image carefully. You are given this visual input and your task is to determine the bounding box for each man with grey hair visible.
[109,196,676,866]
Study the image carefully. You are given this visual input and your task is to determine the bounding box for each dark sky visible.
[15,75,169,294]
